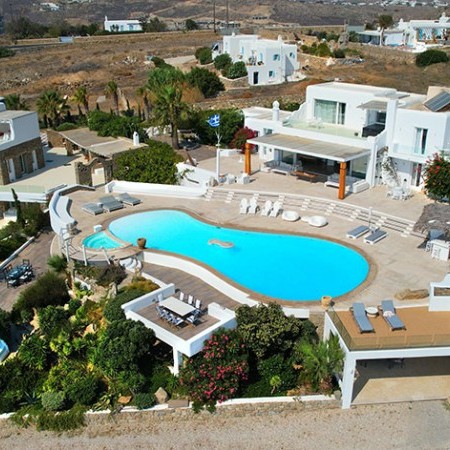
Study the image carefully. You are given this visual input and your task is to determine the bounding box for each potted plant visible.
[137,237,147,249]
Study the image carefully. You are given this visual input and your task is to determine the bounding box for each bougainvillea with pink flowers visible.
[179,328,248,411]
[423,152,450,201]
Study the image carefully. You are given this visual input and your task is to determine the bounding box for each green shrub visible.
[186,67,225,98]
[149,364,172,393]
[47,255,67,273]
[316,42,332,57]
[225,61,247,79]
[0,309,11,341]
[133,393,156,410]
[214,53,232,71]
[416,49,449,67]
[38,306,69,338]
[124,276,159,293]
[41,391,66,411]
[96,264,126,287]
[0,46,15,58]
[103,289,146,323]
[195,47,212,65]
[117,370,147,393]
[333,48,346,59]
[35,404,86,431]
[55,122,77,131]
[151,56,172,69]
[68,298,82,315]
[18,334,50,370]
[64,371,102,406]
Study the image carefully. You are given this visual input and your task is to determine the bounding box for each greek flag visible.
[207,114,220,128]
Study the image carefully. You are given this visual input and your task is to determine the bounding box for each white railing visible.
[105,180,207,198]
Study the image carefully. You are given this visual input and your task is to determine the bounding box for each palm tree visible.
[136,85,152,121]
[146,67,188,149]
[36,90,70,128]
[104,80,120,115]
[72,86,90,116]
[3,93,28,110]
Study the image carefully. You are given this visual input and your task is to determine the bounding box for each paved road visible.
[0,229,55,311]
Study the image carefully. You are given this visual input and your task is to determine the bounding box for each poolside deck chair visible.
[269,200,282,218]
[248,197,259,214]
[239,198,249,214]
[364,228,387,245]
[99,195,124,212]
[351,302,374,333]
[380,300,406,331]
[116,192,141,206]
[82,202,104,216]
[260,200,273,217]
[346,225,370,239]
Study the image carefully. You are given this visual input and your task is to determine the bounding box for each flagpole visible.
[215,129,221,182]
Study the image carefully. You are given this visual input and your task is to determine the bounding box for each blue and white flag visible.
[207,114,220,128]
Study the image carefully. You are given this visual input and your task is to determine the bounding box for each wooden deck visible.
[135,262,240,340]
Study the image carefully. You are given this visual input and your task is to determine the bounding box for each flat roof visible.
[247,133,369,162]
[329,306,450,351]
[243,107,292,121]
[308,82,397,97]
[0,110,36,120]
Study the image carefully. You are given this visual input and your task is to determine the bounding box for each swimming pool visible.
[83,232,124,250]
[97,209,369,301]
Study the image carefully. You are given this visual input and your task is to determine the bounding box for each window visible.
[314,100,347,125]
[273,54,280,61]
[376,111,386,124]
[19,155,26,172]
[414,128,428,155]
[268,70,274,78]
[263,128,273,135]
[289,52,295,58]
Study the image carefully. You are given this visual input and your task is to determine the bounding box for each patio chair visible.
[380,300,406,331]
[179,291,186,302]
[186,310,202,326]
[169,313,184,327]
[248,197,259,214]
[116,192,141,206]
[239,198,249,214]
[82,202,104,216]
[195,299,202,311]
[346,225,370,239]
[99,195,124,213]
[351,302,374,333]
[187,294,194,306]
[364,228,387,245]
[269,200,282,218]
[260,200,273,217]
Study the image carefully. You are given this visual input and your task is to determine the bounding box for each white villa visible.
[244,81,450,199]
[212,33,299,86]
[103,16,142,33]
[357,13,450,51]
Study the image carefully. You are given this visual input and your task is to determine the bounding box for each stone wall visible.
[75,157,113,186]
[346,43,417,65]
[0,138,44,185]
[46,129,65,148]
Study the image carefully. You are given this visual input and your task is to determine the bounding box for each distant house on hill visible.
[212,33,300,86]
[0,100,44,186]
[104,16,142,33]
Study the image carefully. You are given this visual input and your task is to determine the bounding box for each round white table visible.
[365,306,378,317]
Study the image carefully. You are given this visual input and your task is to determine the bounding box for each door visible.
[7,158,15,182]
[253,71,259,85]
[32,150,38,171]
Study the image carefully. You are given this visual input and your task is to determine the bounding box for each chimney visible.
[272,100,280,121]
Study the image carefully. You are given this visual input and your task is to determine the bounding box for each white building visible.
[103,16,142,33]
[357,13,450,51]
[213,33,299,86]
[244,82,450,199]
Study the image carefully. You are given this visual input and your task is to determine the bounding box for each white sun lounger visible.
[116,192,141,206]
[239,198,249,214]
[269,200,282,218]
[364,229,387,244]
[260,200,273,217]
[347,225,371,239]
[82,203,104,216]
[248,197,259,214]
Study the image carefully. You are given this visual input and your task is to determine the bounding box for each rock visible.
[118,395,132,405]
[154,387,169,404]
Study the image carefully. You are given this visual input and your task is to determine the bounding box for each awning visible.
[247,133,370,162]
[358,100,388,112]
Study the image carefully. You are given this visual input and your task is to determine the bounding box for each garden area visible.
[0,254,343,430]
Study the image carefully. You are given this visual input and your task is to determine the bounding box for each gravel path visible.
[1,401,449,449]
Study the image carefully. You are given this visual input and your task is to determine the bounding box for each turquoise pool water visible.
[99,209,369,301]
[83,232,123,250]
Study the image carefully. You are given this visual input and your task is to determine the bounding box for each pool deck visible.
[63,156,445,313]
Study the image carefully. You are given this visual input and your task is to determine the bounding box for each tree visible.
[293,335,344,393]
[214,53,232,72]
[146,17,167,33]
[185,19,199,31]
[93,320,155,376]
[72,86,89,116]
[36,90,70,128]
[113,140,179,184]
[423,152,450,200]
[416,49,449,67]
[378,14,394,30]
[236,303,317,359]
[316,42,332,57]
[195,47,213,65]
[104,80,120,115]
[3,94,28,110]
[230,127,257,152]
[103,290,147,323]
[225,61,247,79]
[147,67,188,149]
[136,86,152,121]
[186,67,225,98]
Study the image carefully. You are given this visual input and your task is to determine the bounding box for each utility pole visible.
[213,0,216,33]
[226,0,229,28]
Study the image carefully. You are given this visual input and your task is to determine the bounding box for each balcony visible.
[285,119,366,140]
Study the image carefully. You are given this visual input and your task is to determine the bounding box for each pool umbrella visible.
[413,203,450,238]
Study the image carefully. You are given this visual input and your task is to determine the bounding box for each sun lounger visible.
[99,195,124,212]
[82,202,104,216]
[248,197,259,214]
[380,300,406,331]
[116,192,141,206]
[239,198,249,214]
[347,225,370,239]
[364,229,387,245]
[260,200,273,217]
[351,302,374,333]
[269,200,282,218]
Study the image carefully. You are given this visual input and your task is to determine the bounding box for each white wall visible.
[0,113,40,151]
